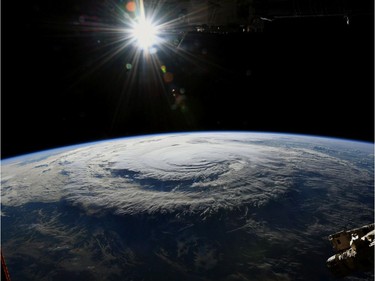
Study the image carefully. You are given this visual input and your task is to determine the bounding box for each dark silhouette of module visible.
[326,223,374,277]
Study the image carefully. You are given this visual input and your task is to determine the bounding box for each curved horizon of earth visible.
[1,132,374,281]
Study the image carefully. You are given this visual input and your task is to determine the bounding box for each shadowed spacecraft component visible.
[138,0,372,34]
[1,251,11,281]
[326,223,374,278]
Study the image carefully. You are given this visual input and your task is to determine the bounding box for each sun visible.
[131,19,159,50]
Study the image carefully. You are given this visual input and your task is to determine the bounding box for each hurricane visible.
[2,132,374,280]
[2,132,371,220]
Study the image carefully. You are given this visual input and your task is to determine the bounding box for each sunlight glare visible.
[131,19,159,50]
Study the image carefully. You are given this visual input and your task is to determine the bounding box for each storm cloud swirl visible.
[1,133,373,217]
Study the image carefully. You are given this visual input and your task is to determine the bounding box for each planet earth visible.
[1,132,374,281]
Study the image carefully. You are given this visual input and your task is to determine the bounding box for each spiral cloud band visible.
[1,133,372,217]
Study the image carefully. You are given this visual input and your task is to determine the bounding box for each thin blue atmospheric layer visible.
[2,131,373,162]
[1,131,373,281]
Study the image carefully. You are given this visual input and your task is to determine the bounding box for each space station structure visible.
[142,0,373,33]
[326,223,374,277]
[142,0,243,31]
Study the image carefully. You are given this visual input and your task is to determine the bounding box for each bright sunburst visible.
[131,18,159,50]
[70,0,215,127]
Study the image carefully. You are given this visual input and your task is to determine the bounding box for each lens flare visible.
[126,1,136,12]
[163,72,174,83]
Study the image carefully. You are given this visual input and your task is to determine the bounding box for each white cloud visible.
[1,133,373,219]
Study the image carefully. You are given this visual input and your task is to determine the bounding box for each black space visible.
[1,1,374,159]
